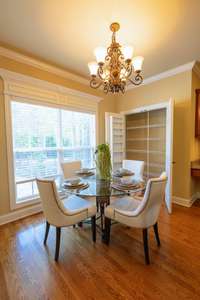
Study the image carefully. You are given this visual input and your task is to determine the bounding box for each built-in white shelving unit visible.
[105,113,125,171]
[126,109,166,179]
[106,109,166,178]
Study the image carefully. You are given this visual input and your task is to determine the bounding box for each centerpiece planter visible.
[95,143,112,180]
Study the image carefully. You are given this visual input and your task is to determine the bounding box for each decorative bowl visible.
[65,177,81,185]
[81,168,90,173]
[120,177,133,185]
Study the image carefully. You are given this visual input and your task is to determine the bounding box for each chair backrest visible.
[36,178,68,226]
[123,160,144,181]
[60,160,82,179]
[137,172,167,227]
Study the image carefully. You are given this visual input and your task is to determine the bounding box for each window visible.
[11,101,96,204]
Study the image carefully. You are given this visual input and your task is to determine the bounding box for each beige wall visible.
[116,71,193,199]
[0,55,116,216]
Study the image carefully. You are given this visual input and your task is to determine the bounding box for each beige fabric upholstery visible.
[106,196,141,219]
[122,159,145,181]
[105,172,167,228]
[60,160,81,179]
[37,178,97,227]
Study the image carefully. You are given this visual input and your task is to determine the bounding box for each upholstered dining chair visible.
[60,160,82,179]
[60,160,96,209]
[36,178,97,261]
[122,160,145,181]
[104,172,167,264]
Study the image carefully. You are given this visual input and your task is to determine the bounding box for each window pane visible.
[11,102,59,203]
[11,101,96,204]
[16,181,38,200]
[61,110,95,167]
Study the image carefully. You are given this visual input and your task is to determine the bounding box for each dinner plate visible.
[75,170,94,176]
[63,182,87,189]
[113,169,134,177]
[111,182,141,191]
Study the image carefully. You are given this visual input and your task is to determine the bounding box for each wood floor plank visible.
[0,204,200,299]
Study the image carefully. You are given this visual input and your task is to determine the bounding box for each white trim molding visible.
[0,46,89,86]
[0,204,42,226]
[172,194,198,208]
[2,68,100,211]
[0,46,199,93]
[127,61,197,90]
[120,99,174,214]
[0,68,102,104]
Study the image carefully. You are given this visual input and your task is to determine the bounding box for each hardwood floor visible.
[0,203,200,300]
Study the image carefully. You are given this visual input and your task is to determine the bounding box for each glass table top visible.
[56,175,144,198]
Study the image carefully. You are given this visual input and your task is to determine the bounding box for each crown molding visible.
[1,46,198,94]
[0,46,89,86]
[0,68,102,103]
[127,61,196,90]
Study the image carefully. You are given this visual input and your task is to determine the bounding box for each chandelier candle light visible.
[88,22,144,94]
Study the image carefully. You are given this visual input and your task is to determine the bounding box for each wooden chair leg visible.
[153,222,161,246]
[78,222,83,227]
[143,228,150,265]
[91,216,96,242]
[105,217,111,245]
[44,221,50,245]
[55,227,61,261]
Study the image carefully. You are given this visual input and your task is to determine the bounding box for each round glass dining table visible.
[57,174,143,240]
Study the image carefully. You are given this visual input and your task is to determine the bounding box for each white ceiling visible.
[0,0,200,79]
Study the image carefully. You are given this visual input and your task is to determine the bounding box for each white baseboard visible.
[0,204,43,226]
[173,193,199,207]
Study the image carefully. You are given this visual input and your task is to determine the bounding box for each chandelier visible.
[88,22,144,94]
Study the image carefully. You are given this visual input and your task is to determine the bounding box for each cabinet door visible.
[105,112,125,171]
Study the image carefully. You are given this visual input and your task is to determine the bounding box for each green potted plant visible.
[95,143,112,180]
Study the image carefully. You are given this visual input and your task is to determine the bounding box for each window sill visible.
[12,197,41,210]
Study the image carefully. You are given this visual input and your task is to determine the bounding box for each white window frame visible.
[2,69,101,210]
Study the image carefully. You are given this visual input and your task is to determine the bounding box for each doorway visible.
[105,99,174,213]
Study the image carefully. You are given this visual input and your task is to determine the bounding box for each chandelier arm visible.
[103,84,109,94]
[128,73,143,86]
[129,64,133,77]
[90,77,103,89]
[124,63,133,78]
[97,66,105,81]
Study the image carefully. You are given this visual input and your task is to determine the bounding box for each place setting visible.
[113,167,134,178]
[111,176,145,193]
[75,167,95,177]
[63,177,89,190]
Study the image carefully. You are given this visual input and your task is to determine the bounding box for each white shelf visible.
[126,137,163,141]
[126,149,165,154]
[126,124,165,130]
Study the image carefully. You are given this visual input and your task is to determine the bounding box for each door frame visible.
[120,99,174,213]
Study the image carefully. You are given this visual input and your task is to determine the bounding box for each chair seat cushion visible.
[62,195,97,217]
[105,196,141,219]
